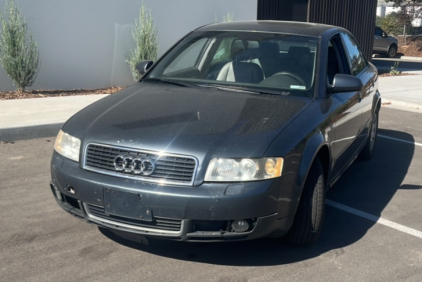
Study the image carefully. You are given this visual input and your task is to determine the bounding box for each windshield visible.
[145,31,318,97]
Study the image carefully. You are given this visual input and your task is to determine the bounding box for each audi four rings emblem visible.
[114,155,156,175]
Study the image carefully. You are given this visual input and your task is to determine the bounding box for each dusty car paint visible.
[50,21,381,243]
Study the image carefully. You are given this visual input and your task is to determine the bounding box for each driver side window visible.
[375,27,383,37]
[327,35,348,85]
[340,33,368,76]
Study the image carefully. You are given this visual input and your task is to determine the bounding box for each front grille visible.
[83,143,197,185]
[85,204,182,233]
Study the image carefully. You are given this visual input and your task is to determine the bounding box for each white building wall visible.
[0,0,257,91]
[376,6,400,17]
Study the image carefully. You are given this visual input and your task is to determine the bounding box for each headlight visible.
[204,157,283,182]
[54,130,81,162]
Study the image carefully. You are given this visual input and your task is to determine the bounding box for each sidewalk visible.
[0,74,421,142]
[379,74,422,111]
[0,95,108,142]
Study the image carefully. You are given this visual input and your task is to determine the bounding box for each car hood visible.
[63,82,311,166]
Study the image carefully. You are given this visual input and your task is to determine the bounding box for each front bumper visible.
[50,152,297,242]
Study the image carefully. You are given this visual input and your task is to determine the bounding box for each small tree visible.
[386,0,422,28]
[0,0,39,93]
[215,10,234,23]
[378,12,413,35]
[223,11,234,22]
[126,3,158,81]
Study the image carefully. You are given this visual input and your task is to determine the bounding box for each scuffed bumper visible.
[50,152,296,242]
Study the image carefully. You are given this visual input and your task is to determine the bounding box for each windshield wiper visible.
[144,78,190,87]
[194,84,277,95]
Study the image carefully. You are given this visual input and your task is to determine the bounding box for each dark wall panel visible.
[308,0,377,61]
[257,0,377,61]
[257,0,308,22]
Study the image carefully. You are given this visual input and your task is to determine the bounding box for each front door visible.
[374,27,390,52]
[329,33,370,182]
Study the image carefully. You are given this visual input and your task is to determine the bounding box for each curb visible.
[400,56,422,61]
[0,123,62,142]
[381,97,422,112]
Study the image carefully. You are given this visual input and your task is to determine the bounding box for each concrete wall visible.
[0,0,257,91]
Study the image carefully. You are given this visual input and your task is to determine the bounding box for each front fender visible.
[296,130,329,192]
[269,130,329,221]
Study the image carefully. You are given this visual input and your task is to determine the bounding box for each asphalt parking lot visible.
[1,107,421,282]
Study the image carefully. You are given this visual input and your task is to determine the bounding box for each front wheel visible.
[359,110,379,161]
[387,45,397,58]
[284,158,325,246]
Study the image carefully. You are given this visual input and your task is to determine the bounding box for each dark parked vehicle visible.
[51,21,380,246]
[374,26,398,58]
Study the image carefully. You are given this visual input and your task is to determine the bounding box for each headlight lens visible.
[54,130,81,162]
[204,157,283,182]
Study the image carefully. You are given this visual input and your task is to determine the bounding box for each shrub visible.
[223,11,234,22]
[378,12,413,36]
[216,10,234,23]
[390,61,401,76]
[0,0,40,93]
[126,3,158,81]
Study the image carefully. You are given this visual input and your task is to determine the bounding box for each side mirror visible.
[382,32,388,38]
[136,61,153,76]
[330,74,363,94]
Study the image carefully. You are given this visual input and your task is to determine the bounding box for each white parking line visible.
[379,134,422,147]
[326,200,422,239]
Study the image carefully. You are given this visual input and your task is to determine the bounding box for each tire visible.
[359,110,379,161]
[387,45,397,58]
[285,158,325,246]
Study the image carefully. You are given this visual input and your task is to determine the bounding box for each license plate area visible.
[103,188,152,221]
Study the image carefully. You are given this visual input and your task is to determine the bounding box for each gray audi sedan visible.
[50,21,380,246]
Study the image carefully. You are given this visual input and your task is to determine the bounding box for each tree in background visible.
[377,12,413,35]
[126,3,158,81]
[215,10,234,22]
[223,11,234,22]
[386,0,422,30]
[0,0,40,93]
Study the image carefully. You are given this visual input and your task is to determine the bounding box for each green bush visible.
[126,3,158,81]
[377,12,413,36]
[223,11,234,22]
[390,61,401,76]
[215,10,234,23]
[0,0,40,93]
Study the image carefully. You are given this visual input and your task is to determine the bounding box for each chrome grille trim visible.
[84,203,183,234]
[82,142,198,186]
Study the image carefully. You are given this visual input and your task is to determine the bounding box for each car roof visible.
[196,21,339,37]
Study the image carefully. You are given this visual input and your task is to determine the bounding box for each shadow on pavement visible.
[373,58,422,72]
[99,128,418,266]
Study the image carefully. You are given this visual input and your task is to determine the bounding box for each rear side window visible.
[375,27,383,36]
[340,33,368,76]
